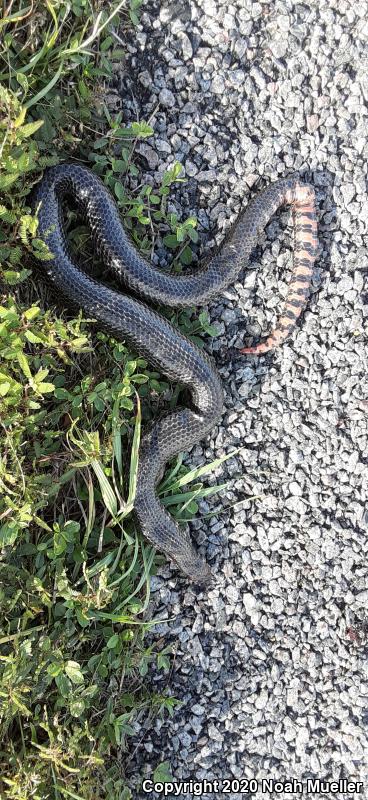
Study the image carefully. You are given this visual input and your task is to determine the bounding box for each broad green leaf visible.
[130,120,154,138]
[153,761,173,784]
[24,306,40,321]
[0,381,10,396]
[107,634,119,649]
[16,120,44,139]
[65,660,84,685]
[0,521,19,547]
[124,360,137,376]
[70,698,85,718]
[16,350,32,379]
[24,330,44,344]
[55,673,72,697]
[114,181,124,201]
[36,382,55,394]
[16,72,29,92]
[0,174,19,189]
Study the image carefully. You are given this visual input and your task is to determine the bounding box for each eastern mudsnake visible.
[32,164,317,583]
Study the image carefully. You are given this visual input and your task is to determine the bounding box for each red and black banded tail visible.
[240,182,318,355]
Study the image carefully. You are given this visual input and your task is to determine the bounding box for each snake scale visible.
[33,164,318,583]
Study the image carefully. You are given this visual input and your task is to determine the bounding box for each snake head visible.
[173,523,214,585]
[190,557,213,586]
[175,553,214,586]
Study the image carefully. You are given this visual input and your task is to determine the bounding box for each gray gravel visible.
[112,0,368,797]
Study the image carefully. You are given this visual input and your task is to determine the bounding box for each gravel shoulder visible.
[112,1,368,797]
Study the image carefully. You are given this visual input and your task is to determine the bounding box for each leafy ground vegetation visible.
[0,1,229,797]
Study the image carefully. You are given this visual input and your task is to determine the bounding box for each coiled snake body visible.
[33,164,318,583]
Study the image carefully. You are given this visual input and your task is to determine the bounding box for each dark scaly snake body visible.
[32,164,318,582]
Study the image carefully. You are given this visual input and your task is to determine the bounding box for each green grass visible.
[0,2,232,797]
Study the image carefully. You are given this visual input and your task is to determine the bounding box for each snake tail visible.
[240,183,318,354]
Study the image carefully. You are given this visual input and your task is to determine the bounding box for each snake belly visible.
[32,164,317,583]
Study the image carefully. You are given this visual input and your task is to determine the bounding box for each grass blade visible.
[158,453,184,491]
[24,62,64,109]
[127,393,141,506]
[61,1,127,57]
[0,4,33,31]
[114,543,155,611]
[91,459,118,518]
[159,449,239,494]
[161,482,229,507]
[108,531,139,587]
[112,395,123,479]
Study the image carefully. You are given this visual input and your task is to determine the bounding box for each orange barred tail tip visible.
[240,180,318,357]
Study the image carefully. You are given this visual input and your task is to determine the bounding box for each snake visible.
[32,164,318,583]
